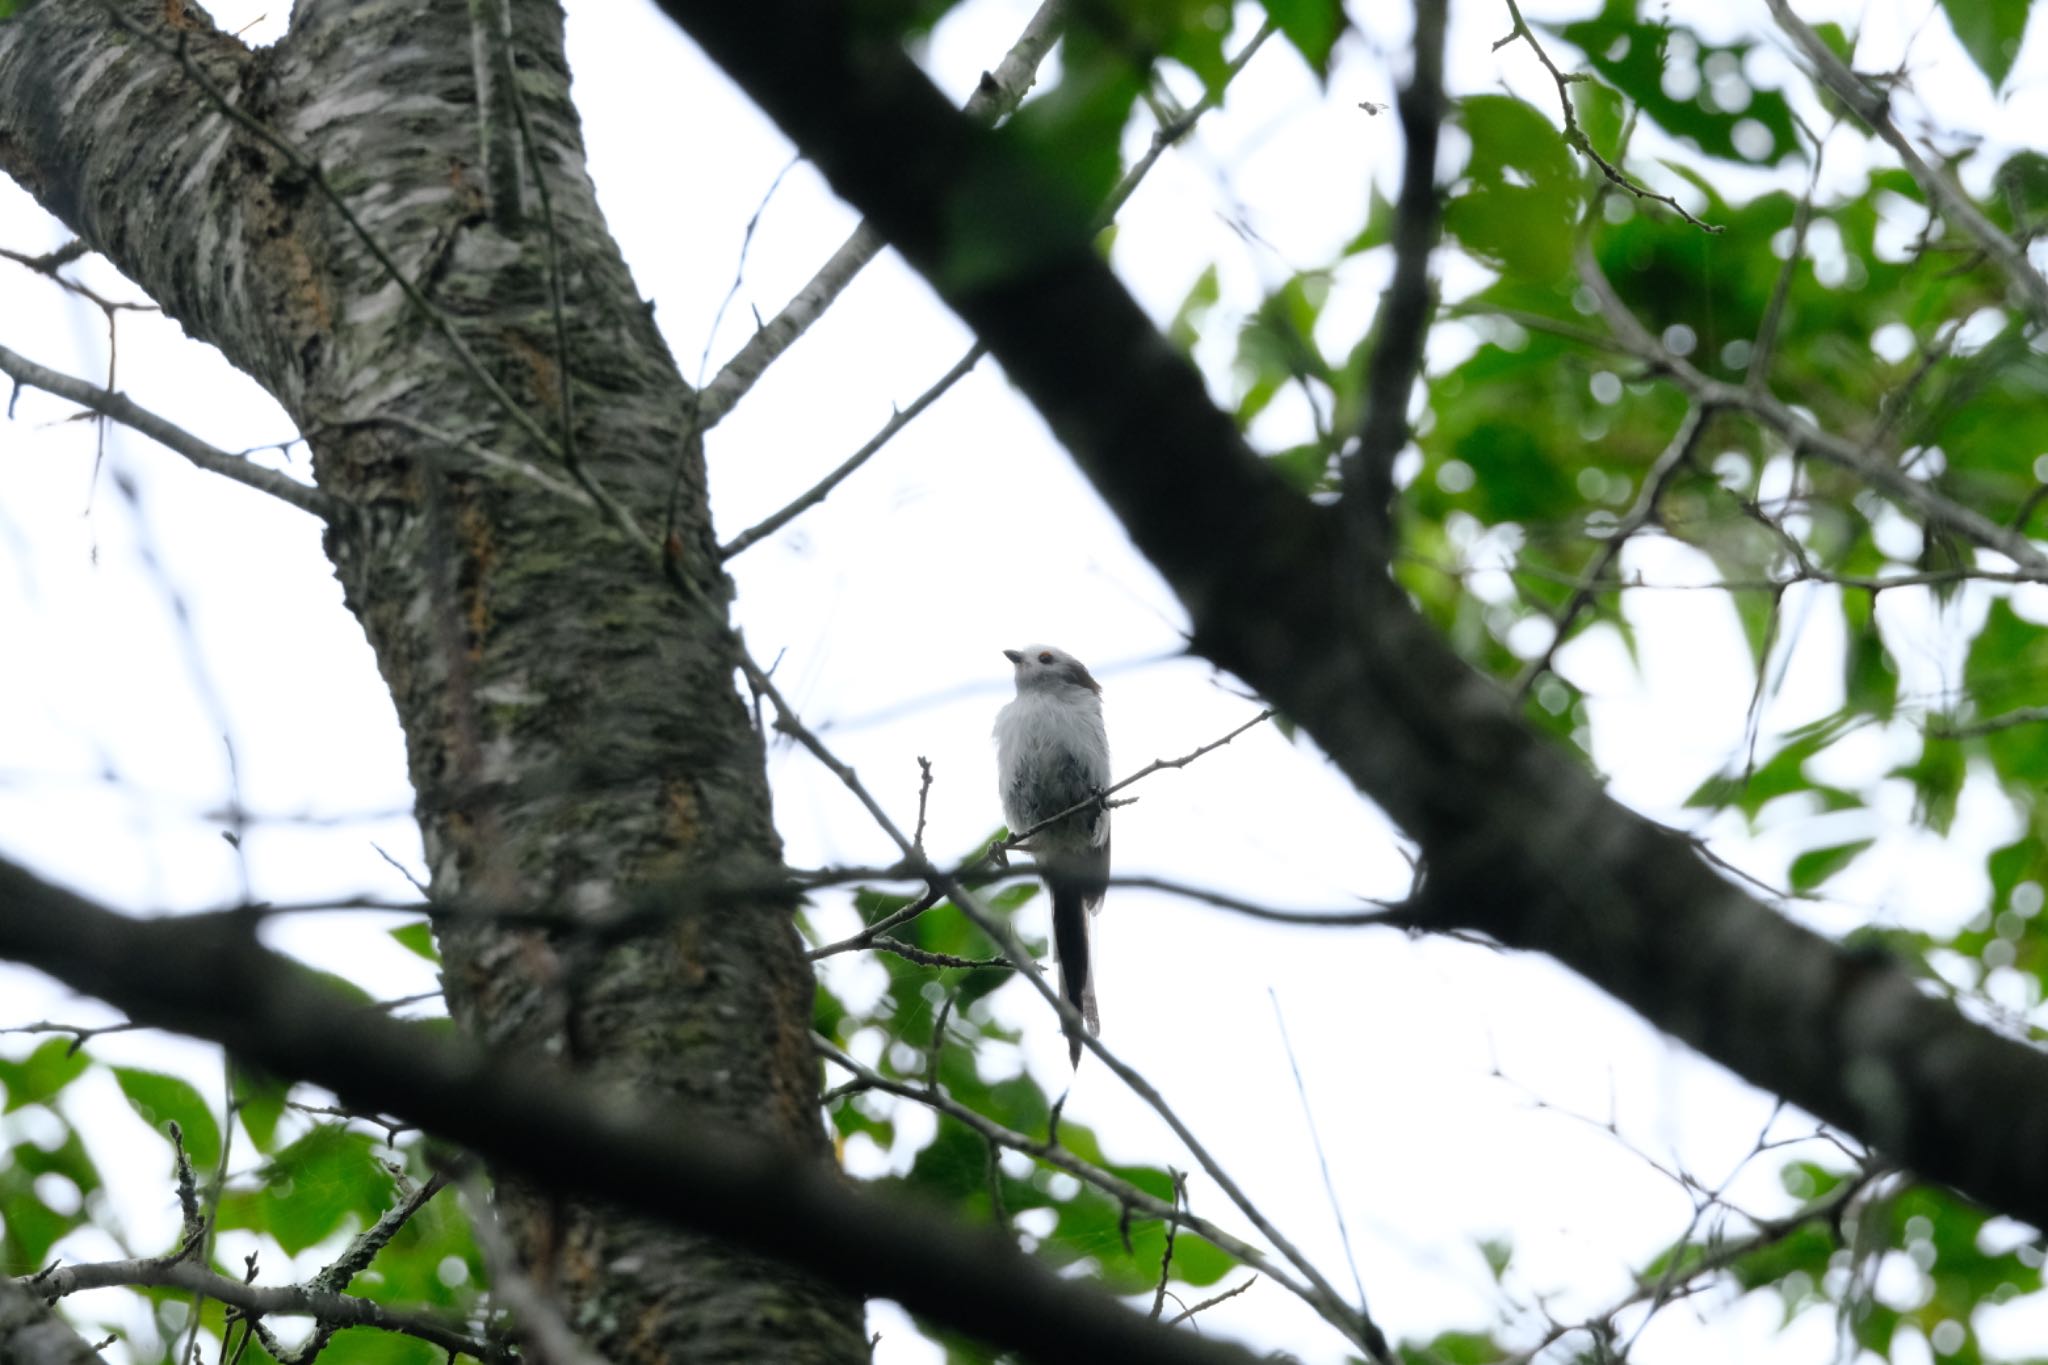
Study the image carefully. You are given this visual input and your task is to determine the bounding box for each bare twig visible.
[719,13,1280,561]
[1930,705,2048,740]
[28,1258,501,1362]
[1571,240,2048,573]
[999,709,1274,855]
[694,0,1068,427]
[1495,0,1720,232]
[1149,1170,1187,1319]
[1269,992,1368,1318]
[1165,1275,1258,1327]
[0,240,154,317]
[868,936,1009,970]
[0,1018,145,1052]
[1513,404,1714,697]
[1098,21,1278,229]
[1504,1163,1885,1364]
[804,710,1283,960]
[309,1171,450,1294]
[719,343,985,559]
[0,342,329,517]
[814,1038,1329,1315]
[1764,0,2048,328]
[1747,125,1829,389]
[747,654,1388,1360]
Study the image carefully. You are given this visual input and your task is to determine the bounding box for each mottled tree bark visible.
[0,1273,106,1365]
[0,2,866,1359]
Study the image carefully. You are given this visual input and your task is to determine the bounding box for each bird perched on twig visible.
[994,645,1111,1066]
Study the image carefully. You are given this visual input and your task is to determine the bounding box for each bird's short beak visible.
[1002,649,1023,664]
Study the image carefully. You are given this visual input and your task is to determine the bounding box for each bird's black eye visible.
[1038,651,1054,664]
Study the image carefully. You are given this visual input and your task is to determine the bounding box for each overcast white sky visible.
[3,1,2047,1361]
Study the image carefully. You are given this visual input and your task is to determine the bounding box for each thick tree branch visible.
[0,4,266,377]
[648,0,2048,1235]
[720,11,1275,561]
[0,858,1277,1365]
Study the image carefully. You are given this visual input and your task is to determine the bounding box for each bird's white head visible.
[1003,644,1102,697]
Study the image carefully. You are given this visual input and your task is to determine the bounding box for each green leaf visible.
[1938,0,2030,90]
[389,919,438,962]
[1,1126,99,1270]
[1961,600,2048,793]
[314,1335,442,1365]
[1841,589,1897,719]
[1686,710,1866,822]
[233,1066,290,1154]
[223,1126,395,1256]
[1731,1219,1837,1291]
[1165,264,1220,353]
[1892,740,1966,836]
[114,1067,221,1171]
[1233,272,1334,425]
[1402,1330,1508,1364]
[1261,0,1346,78]
[0,1038,93,1112]
[1788,838,1874,892]
[1553,5,1800,165]
[1478,1236,1513,1281]
[1344,183,1399,255]
[1443,96,1582,282]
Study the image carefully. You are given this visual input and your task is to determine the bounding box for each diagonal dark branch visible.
[647,0,2048,1241]
[0,857,1277,1365]
[720,13,1279,562]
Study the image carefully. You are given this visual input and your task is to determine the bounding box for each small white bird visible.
[994,644,1111,1066]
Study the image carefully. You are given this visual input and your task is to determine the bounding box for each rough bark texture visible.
[655,0,2048,1233]
[0,1273,106,1365]
[0,2,866,1359]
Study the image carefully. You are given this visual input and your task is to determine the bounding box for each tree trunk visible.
[0,2,868,1359]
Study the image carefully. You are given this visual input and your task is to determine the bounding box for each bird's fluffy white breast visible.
[993,688,1111,839]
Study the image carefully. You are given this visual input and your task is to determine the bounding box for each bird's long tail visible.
[1051,882,1099,1067]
